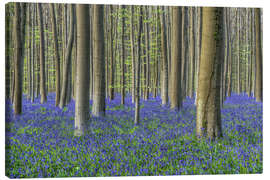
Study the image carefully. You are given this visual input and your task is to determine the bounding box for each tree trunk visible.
[5,4,12,100]
[109,5,115,101]
[59,4,75,108]
[160,6,168,105]
[255,8,263,102]
[144,6,150,100]
[135,6,143,125]
[237,9,241,94]
[49,3,61,106]
[92,5,106,117]
[170,7,182,110]
[196,7,223,139]
[13,3,23,115]
[27,5,32,100]
[130,6,135,103]
[189,7,195,98]
[121,5,126,105]
[74,4,90,136]
[37,3,47,103]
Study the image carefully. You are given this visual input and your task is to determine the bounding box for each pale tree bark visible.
[144,6,150,100]
[13,3,23,115]
[237,9,241,94]
[135,6,143,125]
[170,6,182,110]
[5,4,12,100]
[194,7,201,104]
[181,7,187,100]
[130,6,136,103]
[226,9,233,97]
[221,8,228,106]
[74,4,90,136]
[30,4,35,102]
[92,5,106,117]
[59,4,75,108]
[121,5,126,105]
[37,3,47,103]
[189,7,195,98]
[49,3,61,106]
[248,9,254,97]
[255,8,263,102]
[109,5,115,101]
[166,7,171,89]
[196,7,223,139]
[27,5,32,100]
[89,6,93,100]
[160,6,168,105]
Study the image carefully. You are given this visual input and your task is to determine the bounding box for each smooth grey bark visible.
[135,6,143,125]
[160,6,168,105]
[170,6,182,110]
[237,8,241,94]
[59,4,75,108]
[37,3,47,103]
[194,7,201,104]
[130,6,135,103]
[92,5,106,117]
[5,4,11,100]
[109,5,115,101]
[189,7,195,98]
[74,4,90,136]
[181,7,187,100]
[13,3,23,115]
[255,8,263,102]
[27,5,32,100]
[144,6,150,100]
[49,3,61,106]
[121,5,126,105]
[248,9,254,97]
[196,7,223,139]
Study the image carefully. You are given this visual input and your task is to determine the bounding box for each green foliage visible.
[63,107,68,112]
[38,107,47,114]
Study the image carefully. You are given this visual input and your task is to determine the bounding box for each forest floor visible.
[5,93,262,177]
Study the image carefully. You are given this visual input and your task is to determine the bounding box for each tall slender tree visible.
[109,5,115,101]
[37,3,47,103]
[255,8,262,102]
[49,3,61,106]
[92,5,106,117]
[13,3,23,114]
[130,6,136,103]
[121,5,126,105]
[74,4,90,136]
[135,6,143,125]
[170,6,182,110]
[160,6,168,105]
[59,4,75,108]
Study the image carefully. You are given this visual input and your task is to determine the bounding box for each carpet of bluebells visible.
[5,93,262,178]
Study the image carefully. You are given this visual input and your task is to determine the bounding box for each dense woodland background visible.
[5,3,262,139]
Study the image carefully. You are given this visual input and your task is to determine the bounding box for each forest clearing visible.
[5,2,263,178]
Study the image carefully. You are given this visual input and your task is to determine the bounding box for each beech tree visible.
[196,7,223,139]
[49,3,61,106]
[59,4,75,108]
[255,8,262,102]
[74,4,90,136]
[135,6,143,125]
[92,5,106,117]
[13,3,23,114]
[160,6,168,105]
[37,3,47,103]
[170,6,182,110]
